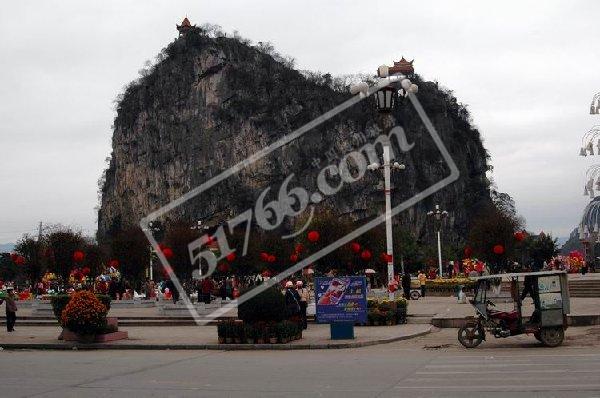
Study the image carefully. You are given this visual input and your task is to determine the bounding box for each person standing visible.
[284,281,301,321]
[401,272,412,300]
[1,287,17,332]
[296,281,308,329]
[199,277,213,304]
[417,270,427,298]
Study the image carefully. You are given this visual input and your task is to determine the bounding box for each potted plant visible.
[217,321,226,344]
[60,291,108,343]
[269,323,278,344]
[385,310,396,326]
[225,320,235,344]
[255,322,266,344]
[244,324,255,344]
[233,322,243,344]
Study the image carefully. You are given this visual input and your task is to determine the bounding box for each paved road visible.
[1,327,600,397]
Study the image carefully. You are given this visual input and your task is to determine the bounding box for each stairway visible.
[569,279,600,297]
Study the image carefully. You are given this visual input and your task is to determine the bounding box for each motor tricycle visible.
[458,271,569,348]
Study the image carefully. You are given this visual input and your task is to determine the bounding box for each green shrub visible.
[238,287,286,324]
[51,294,71,321]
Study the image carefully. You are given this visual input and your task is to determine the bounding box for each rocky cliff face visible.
[98,27,491,245]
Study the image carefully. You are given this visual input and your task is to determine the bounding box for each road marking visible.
[393,384,600,391]
[440,353,600,360]
[416,369,600,375]
[425,363,599,368]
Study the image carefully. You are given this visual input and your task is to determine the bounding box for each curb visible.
[0,326,432,351]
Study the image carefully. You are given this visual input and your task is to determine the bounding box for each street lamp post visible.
[367,156,405,299]
[352,58,417,299]
[427,205,449,277]
[143,221,162,281]
[190,220,210,279]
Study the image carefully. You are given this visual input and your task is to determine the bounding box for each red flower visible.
[108,259,119,268]
[350,242,361,253]
[267,255,276,263]
[260,252,270,262]
[294,243,304,253]
[226,252,236,262]
[290,254,299,262]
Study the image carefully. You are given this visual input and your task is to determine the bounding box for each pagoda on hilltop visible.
[389,57,414,76]
[177,17,195,36]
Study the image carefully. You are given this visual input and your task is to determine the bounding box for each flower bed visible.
[217,320,302,344]
[367,297,408,326]
[424,278,475,296]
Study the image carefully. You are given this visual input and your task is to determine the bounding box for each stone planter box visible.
[61,317,128,343]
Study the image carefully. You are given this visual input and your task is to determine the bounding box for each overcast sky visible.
[0,0,599,243]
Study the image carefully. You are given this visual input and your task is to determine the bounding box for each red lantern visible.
[226,252,236,262]
[218,263,229,273]
[267,255,276,263]
[82,267,91,276]
[380,253,393,263]
[162,247,173,259]
[493,244,505,255]
[14,255,25,266]
[108,259,119,268]
[464,246,473,258]
[290,253,299,262]
[514,231,525,242]
[350,242,361,253]
[360,250,372,261]
[307,230,320,243]
[260,252,270,262]
[73,250,85,262]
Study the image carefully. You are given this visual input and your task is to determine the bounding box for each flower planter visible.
[234,338,242,344]
[61,329,128,343]
[269,337,278,344]
[256,338,265,344]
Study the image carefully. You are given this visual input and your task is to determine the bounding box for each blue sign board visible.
[315,276,367,323]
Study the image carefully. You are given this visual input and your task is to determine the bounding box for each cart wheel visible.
[458,324,484,348]
[538,327,564,347]
[410,290,421,300]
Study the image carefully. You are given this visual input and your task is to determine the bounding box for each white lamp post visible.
[427,205,449,278]
[368,156,405,299]
[143,221,163,281]
[351,59,417,299]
